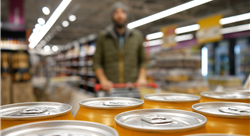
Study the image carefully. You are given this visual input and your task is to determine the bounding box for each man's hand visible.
[95,68,113,91]
[136,77,147,86]
[136,68,147,86]
[100,79,113,91]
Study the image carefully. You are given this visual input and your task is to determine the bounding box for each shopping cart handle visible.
[147,82,158,88]
[94,84,101,92]
[94,82,158,92]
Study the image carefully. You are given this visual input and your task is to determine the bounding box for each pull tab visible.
[219,107,250,115]
[21,107,48,114]
[103,101,132,106]
[141,114,172,124]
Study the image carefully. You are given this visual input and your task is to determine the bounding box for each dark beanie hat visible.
[111,2,129,18]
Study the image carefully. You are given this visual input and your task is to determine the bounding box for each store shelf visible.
[44,43,97,93]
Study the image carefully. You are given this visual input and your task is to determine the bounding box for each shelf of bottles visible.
[45,43,97,92]
[1,50,30,82]
[1,38,27,51]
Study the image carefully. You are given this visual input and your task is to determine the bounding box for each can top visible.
[144,93,200,102]
[1,120,118,136]
[185,134,245,136]
[115,109,206,133]
[192,102,250,119]
[201,91,250,100]
[79,97,144,109]
[0,102,72,120]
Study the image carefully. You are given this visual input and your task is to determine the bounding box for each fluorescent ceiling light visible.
[28,35,33,42]
[175,34,194,42]
[48,33,54,38]
[52,45,59,52]
[62,20,69,27]
[201,46,208,76]
[29,0,72,49]
[35,23,42,29]
[88,34,96,41]
[33,28,39,33]
[146,24,250,47]
[146,12,250,38]
[40,40,47,45]
[45,35,51,41]
[234,45,240,55]
[145,39,163,47]
[79,38,86,43]
[36,45,42,50]
[42,7,50,15]
[69,15,76,22]
[175,24,200,34]
[56,25,63,31]
[44,45,50,51]
[145,25,199,39]
[222,23,250,34]
[37,18,45,25]
[146,30,195,40]
[146,32,164,40]
[145,34,194,47]
[127,0,212,29]
[220,12,250,25]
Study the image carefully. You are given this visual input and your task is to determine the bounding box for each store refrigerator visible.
[234,37,250,83]
[204,43,215,76]
[215,40,230,76]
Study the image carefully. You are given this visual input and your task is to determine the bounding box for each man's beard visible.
[113,19,126,28]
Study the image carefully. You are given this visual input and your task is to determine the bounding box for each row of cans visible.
[1,90,249,136]
[1,120,247,136]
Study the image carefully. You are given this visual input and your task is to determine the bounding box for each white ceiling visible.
[1,0,250,46]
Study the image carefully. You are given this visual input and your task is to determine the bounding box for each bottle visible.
[0,53,10,76]
[19,52,30,81]
[12,53,21,82]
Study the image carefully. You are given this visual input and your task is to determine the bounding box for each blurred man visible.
[93,2,147,91]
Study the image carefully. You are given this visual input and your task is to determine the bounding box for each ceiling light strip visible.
[175,24,200,34]
[220,12,250,25]
[146,32,164,40]
[29,0,72,49]
[128,0,212,29]
[146,12,250,40]
[175,34,194,42]
[145,34,194,47]
[146,24,250,47]
[222,23,250,34]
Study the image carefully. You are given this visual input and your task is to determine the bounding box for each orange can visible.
[144,93,200,111]
[75,97,144,128]
[115,109,207,136]
[192,102,250,135]
[200,91,250,103]
[0,102,74,130]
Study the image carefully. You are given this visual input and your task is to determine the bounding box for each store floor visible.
[69,90,94,117]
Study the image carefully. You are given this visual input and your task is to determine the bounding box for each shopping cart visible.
[94,83,159,99]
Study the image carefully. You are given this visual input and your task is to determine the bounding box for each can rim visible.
[79,97,144,109]
[185,134,246,136]
[0,102,72,120]
[1,120,119,136]
[115,109,207,133]
[200,91,250,100]
[192,102,250,119]
[144,93,200,102]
